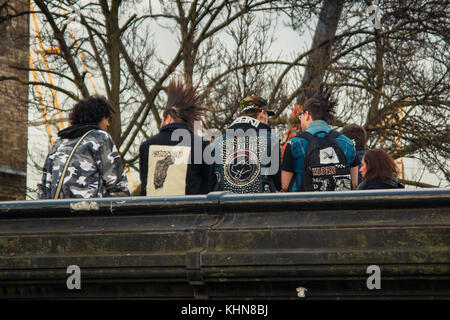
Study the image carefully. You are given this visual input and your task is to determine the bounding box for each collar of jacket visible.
[294,120,330,138]
[58,123,101,139]
[306,120,330,133]
[229,116,271,131]
[160,122,190,133]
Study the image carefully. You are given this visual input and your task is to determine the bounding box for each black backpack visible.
[299,130,351,192]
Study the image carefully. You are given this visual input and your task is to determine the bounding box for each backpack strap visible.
[299,130,331,140]
[313,130,329,137]
[292,131,316,191]
[298,131,313,140]
[326,130,341,139]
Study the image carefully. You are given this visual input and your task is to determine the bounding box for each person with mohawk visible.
[139,77,211,196]
[281,84,360,192]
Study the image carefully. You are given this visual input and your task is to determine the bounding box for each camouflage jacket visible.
[38,124,130,199]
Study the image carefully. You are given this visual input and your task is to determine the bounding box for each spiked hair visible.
[163,77,208,132]
[302,83,337,124]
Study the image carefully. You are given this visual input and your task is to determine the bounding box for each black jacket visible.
[210,116,281,193]
[357,179,404,190]
[139,123,211,196]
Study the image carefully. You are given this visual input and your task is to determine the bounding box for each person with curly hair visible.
[357,149,405,190]
[38,96,130,199]
[281,84,360,192]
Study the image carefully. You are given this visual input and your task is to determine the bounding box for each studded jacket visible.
[210,116,281,193]
[37,124,130,199]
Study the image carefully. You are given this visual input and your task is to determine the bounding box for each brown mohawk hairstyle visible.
[302,83,337,124]
[163,77,209,132]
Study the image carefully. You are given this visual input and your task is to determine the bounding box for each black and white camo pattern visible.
[37,130,130,199]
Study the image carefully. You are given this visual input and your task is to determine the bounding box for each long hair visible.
[302,83,337,124]
[163,77,208,132]
[362,149,398,184]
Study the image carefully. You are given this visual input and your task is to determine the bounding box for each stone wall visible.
[0,0,29,200]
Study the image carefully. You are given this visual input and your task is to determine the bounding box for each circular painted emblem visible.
[224,150,260,187]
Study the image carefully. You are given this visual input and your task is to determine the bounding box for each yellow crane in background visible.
[29,0,137,192]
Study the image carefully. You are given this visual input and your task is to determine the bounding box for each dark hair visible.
[342,124,367,150]
[245,112,260,119]
[69,95,115,125]
[163,77,207,132]
[362,149,398,184]
[302,83,337,124]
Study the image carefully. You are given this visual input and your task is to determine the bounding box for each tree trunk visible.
[102,0,121,144]
[283,0,344,150]
[297,0,344,103]
[366,28,384,130]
